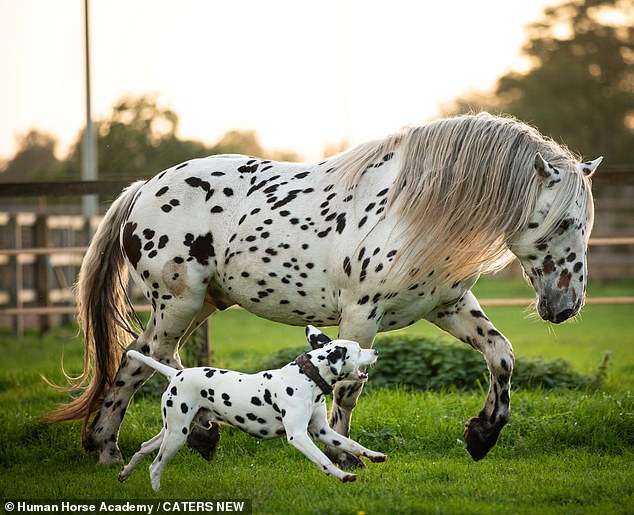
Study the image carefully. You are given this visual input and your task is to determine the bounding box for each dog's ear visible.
[305,325,332,349]
[327,345,347,377]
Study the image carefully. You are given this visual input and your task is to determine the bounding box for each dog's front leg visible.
[284,408,356,482]
[287,431,356,482]
[311,424,386,464]
[310,403,386,464]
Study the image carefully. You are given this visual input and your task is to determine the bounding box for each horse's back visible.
[121,155,348,324]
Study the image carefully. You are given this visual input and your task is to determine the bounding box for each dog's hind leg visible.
[148,426,191,491]
[118,430,164,482]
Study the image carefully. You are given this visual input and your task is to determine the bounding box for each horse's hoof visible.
[328,449,366,470]
[98,446,124,466]
[187,422,221,461]
[463,416,502,461]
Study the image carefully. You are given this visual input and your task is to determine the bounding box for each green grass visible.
[1,277,633,514]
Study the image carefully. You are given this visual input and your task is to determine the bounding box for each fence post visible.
[34,214,50,334]
[8,215,24,337]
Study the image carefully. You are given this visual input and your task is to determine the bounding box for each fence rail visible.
[3,296,634,318]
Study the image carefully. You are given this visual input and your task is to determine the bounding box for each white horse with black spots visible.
[46,113,601,467]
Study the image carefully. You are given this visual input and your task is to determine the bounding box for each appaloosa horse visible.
[47,113,601,467]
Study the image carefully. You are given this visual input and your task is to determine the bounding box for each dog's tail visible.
[127,351,178,379]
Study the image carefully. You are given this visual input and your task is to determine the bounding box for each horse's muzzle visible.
[537,296,582,324]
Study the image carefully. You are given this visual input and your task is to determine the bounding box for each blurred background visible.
[0,0,632,331]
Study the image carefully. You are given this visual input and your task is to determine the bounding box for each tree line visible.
[1,0,632,183]
[443,0,633,163]
[0,94,300,183]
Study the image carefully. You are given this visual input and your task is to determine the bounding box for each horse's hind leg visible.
[428,291,515,461]
[84,329,156,465]
[86,286,209,465]
[180,302,222,461]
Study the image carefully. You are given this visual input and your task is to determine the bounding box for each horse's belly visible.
[226,283,341,327]
[219,258,341,326]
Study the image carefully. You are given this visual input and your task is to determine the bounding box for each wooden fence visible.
[1,172,633,336]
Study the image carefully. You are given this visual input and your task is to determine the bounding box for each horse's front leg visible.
[428,291,515,461]
[328,308,380,469]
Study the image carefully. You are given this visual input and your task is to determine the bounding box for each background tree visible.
[61,94,299,180]
[64,94,210,180]
[0,130,61,182]
[444,0,634,163]
[209,130,300,162]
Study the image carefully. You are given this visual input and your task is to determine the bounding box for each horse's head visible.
[510,153,602,324]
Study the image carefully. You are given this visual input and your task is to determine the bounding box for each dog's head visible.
[304,326,378,383]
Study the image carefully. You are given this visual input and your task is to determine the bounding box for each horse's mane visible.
[327,113,593,286]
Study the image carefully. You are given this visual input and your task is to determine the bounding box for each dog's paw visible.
[340,473,357,483]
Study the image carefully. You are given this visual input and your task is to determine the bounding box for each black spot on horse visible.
[343,257,352,277]
[336,213,347,234]
[184,232,215,266]
[122,222,142,268]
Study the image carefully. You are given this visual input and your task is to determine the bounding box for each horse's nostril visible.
[553,308,574,324]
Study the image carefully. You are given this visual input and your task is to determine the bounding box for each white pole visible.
[82,0,98,223]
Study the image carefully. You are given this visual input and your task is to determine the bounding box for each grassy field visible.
[1,277,633,514]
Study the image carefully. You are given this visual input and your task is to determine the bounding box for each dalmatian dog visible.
[118,326,385,490]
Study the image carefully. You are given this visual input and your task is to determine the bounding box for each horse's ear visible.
[577,156,603,178]
[305,325,332,349]
[534,152,551,180]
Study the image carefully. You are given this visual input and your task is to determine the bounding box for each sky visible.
[0,0,558,163]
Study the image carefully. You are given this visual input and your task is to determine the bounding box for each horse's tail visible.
[43,181,145,427]
[126,350,177,380]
